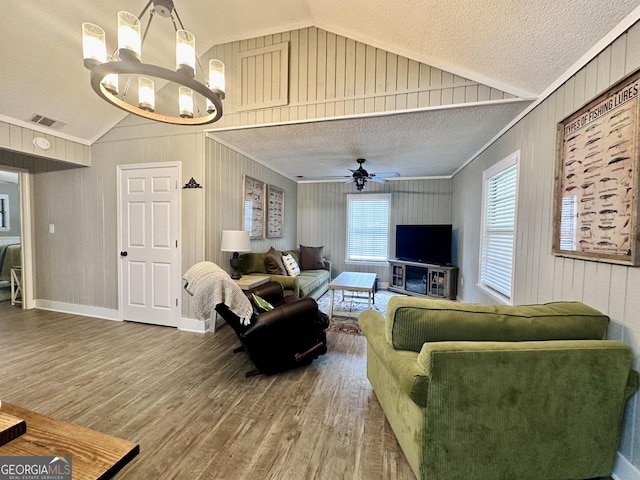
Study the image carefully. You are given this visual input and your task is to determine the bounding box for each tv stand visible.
[388,259,458,300]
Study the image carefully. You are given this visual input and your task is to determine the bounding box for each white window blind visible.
[346,194,391,262]
[559,196,577,251]
[480,152,518,301]
[0,195,8,230]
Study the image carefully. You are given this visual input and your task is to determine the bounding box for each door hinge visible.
[176,298,179,307]
[176,240,178,248]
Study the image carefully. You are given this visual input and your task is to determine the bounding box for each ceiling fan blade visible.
[374,172,400,178]
[369,176,387,184]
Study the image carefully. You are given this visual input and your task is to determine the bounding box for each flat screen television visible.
[395,224,452,265]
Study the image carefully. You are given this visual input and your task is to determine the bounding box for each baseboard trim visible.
[34,300,211,333]
[35,299,121,321]
[179,317,210,333]
[614,453,640,480]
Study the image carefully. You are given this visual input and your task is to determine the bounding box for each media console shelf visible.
[388,260,458,300]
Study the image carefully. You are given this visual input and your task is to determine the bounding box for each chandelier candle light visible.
[82,0,225,125]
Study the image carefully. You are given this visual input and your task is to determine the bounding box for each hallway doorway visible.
[0,167,33,309]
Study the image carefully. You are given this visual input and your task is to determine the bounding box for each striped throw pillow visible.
[282,253,301,276]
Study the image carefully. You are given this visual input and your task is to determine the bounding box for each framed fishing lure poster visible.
[553,69,640,265]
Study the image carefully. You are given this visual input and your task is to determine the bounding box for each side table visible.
[233,275,270,291]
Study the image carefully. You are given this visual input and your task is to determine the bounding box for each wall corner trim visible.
[613,452,640,480]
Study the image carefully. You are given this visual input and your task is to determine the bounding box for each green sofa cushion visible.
[385,297,610,352]
[239,252,268,274]
[297,269,330,297]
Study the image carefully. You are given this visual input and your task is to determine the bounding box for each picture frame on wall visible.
[242,175,265,239]
[266,185,284,238]
[552,69,640,265]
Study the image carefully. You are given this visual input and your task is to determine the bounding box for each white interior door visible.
[118,164,181,327]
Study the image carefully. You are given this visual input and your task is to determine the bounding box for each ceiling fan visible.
[346,159,399,191]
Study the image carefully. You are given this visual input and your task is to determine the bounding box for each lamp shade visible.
[220,230,251,253]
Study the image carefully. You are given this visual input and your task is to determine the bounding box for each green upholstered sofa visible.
[238,249,331,300]
[359,297,639,480]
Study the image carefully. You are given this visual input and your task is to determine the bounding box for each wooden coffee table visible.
[0,402,139,479]
[328,272,377,317]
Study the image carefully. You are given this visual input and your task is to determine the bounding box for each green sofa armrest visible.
[360,310,431,407]
[414,339,635,480]
[322,259,331,273]
[268,274,297,291]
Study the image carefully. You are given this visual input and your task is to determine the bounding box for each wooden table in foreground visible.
[328,271,377,317]
[0,402,139,480]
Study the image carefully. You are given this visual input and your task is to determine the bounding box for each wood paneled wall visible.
[203,27,516,129]
[205,138,298,269]
[452,23,640,471]
[297,179,452,282]
[0,121,90,166]
[32,132,204,317]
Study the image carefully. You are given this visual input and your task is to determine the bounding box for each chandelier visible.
[82,0,225,125]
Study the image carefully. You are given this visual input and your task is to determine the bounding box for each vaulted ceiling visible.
[2,1,640,178]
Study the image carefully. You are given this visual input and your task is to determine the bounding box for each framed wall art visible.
[266,185,284,238]
[553,69,640,265]
[242,175,265,239]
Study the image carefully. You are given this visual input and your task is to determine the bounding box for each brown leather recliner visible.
[215,281,329,376]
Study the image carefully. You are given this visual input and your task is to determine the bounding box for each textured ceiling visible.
[1,1,640,179]
[210,100,531,178]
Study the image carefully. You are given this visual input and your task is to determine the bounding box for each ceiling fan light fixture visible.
[82,0,225,126]
[344,158,399,191]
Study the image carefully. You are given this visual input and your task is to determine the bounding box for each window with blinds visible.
[346,193,391,262]
[0,195,8,230]
[479,152,519,303]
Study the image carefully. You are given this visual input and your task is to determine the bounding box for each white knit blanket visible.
[183,262,253,326]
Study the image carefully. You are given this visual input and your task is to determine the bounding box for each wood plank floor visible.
[0,302,415,480]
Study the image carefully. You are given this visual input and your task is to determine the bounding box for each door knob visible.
[120,251,128,257]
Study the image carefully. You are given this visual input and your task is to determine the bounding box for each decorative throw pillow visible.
[282,253,301,276]
[264,246,287,275]
[299,245,324,270]
[252,293,274,312]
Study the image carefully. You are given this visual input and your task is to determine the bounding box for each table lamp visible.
[221,230,251,279]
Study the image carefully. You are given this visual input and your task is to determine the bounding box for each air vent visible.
[28,113,66,130]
